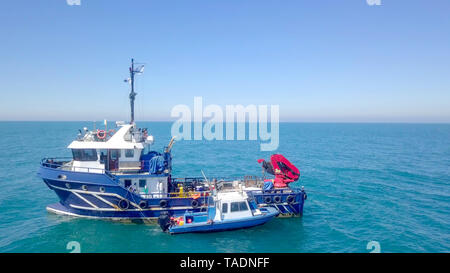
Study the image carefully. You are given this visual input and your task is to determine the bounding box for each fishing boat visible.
[158,191,279,234]
[37,59,307,220]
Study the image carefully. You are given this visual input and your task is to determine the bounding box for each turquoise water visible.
[0,122,449,253]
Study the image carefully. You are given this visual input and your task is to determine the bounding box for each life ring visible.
[139,200,148,209]
[286,195,295,204]
[191,199,199,208]
[159,199,168,208]
[264,196,272,203]
[273,196,282,203]
[118,199,129,210]
[97,130,107,139]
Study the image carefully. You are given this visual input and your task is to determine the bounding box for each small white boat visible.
[158,191,279,234]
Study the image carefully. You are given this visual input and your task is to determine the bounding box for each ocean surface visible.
[0,122,449,253]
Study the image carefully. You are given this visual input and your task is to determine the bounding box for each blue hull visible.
[38,165,207,219]
[38,164,306,219]
[249,189,307,216]
[169,211,279,234]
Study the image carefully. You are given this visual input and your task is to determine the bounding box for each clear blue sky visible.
[0,0,449,122]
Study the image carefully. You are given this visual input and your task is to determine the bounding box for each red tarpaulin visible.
[258,154,300,188]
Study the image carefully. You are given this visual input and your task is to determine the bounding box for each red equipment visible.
[258,154,300,188]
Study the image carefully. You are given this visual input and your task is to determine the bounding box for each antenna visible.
[201,170,209,184]
[201,170,216,197]
[126,58,145,124]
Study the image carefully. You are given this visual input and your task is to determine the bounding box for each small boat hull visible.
[168,208,279,234]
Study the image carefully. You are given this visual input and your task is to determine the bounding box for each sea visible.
[0,122,449,253]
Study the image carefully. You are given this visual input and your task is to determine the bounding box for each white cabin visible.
[213,191,257,221]
[67,123,154,173]
[65,122,170,196]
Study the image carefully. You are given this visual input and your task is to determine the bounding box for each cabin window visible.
[125,149,134,158]
[99,150,107,164]
[230,202,239,212]
[230,202,249,212]
[239,202,249,211]
[124,179,132,188]
[72,149,98,161]
[139,179,146,188]
[110,149,120,160]
[222,203,228,214]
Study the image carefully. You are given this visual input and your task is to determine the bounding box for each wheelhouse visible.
[61,122,173,197]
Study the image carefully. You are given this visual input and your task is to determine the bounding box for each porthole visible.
[82,185,88,191]
[99,187,105,193]
[65,183,71,189]
[58,174,67,180]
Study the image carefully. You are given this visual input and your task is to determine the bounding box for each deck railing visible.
[40,158,299,194]
[40,158,119,180]
[40,157,167,175]
[126,189,212,199]
[42,158,259,181]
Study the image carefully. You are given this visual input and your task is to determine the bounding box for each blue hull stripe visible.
[169,213,278,234]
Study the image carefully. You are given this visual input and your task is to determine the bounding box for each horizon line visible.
[0,120,449,125]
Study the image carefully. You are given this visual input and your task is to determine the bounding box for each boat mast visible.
[126,58,144,124]
[129,58,137,124]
